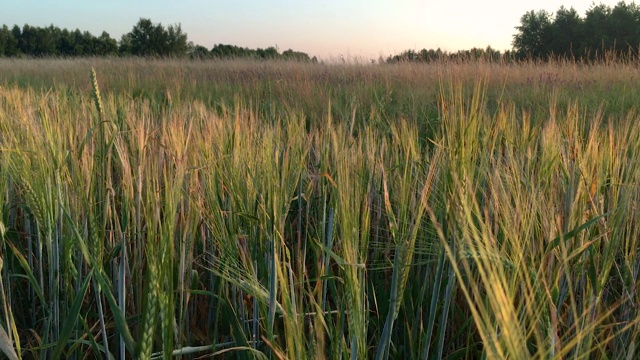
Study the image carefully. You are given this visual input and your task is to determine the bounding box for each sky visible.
[0,1,627,60]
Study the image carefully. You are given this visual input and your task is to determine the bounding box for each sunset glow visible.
[1,1,627,59]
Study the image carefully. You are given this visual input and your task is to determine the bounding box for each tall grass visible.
[0,58,639,359]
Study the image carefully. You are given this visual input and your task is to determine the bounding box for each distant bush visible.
[385,46,511,63]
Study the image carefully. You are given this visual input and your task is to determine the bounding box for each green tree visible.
[512,10,553,59]
[211,43,251,58]
[256,46,279,59]
[119,33,133,55]
[0,25,18,56]
[71,29,87,55]
[188,42,210,59]
[125,18,188,57]
[35,25,59,56]
[95,31,118,56]
[129,18,156,56]
[282,49,311,61]
[512,1,640,61]
[18,24,37,55]
[58,29,75,56]
[584,3,614,58]
[165,23,188,56]
[609,1,640,55]
[11,25,21,52]
[548,6,583,58]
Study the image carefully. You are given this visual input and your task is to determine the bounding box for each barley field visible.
[0,57,639,359]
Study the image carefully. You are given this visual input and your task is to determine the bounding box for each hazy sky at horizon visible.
[0,1,626,59]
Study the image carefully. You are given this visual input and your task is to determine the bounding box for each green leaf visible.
[5,239,45,304]
[52,270,92,359]
[545,214,606,253]
[62,209,137,353]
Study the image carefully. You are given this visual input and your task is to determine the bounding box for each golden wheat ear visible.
[90,67,104,117]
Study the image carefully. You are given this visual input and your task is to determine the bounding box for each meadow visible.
[0,57,639,359]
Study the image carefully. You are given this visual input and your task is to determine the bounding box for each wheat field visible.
[0,58,639,359]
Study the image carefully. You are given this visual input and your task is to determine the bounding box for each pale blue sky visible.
[0,1,626,59]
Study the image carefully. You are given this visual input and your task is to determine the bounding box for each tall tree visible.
[165,24,188,56]
[548,6,583,58]
[188,42,210,59]
[118,33,133,56]
[584,3,614,58]
[512,10,553,59]
[0,25,18,56]
[129,18,156,56]
[35,25,59,56]
[282,49,311,61]
[58,29,75,56]
[256,46,279,59]
[95,31,118,56]
[125,18,188,57]
[18,24,37,55]
[609,1,640,54]
[211,44,252,58]
[512,3,640,61]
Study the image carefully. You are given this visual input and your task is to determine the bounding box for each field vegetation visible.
[0,57,640,359]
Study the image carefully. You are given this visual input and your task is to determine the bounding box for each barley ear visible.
[139,263,159,358]
[90,68,104,118]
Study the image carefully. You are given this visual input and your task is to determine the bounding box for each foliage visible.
[205,43,317,62]
[120,18,188,57]
[0,25,19,56]
[548,6,583,59]
[0,19,314,61]
[513,1,640,61]
[385,46,506,63]
[513,10,554,59]
[0,24,118,57]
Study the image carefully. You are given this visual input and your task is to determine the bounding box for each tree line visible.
[513,1,640,61]
[3,2,640,63]
[388,1,640,63]
[385,46,510,63]
[0,18,316,61]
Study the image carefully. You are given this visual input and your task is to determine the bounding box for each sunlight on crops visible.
[0,58,639,359]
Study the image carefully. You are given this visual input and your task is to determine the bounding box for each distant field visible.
[0,58,639,359]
